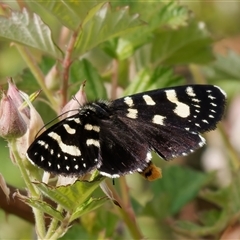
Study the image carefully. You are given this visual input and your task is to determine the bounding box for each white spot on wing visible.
[74,165,79,170]
[165,89,178,102]
[186,86,196,97]
[38,140,46,146]
[152,115,166,125]
[174,102,190,118]
[210,102,217,107]
[143,95,156,105]
[63,124,76,134]
[199,135,206,147]
[84,124,100,132]
[74,118,81,124]
[86,139,100,148]
[99,171,120,178]
[48,132,81,156]
[146,152,152,162]
[124,96,134,107]
[208,95,216,100]
[165,89,190,118]
[192,98,200,103]
[193,104,200,108]
[126,108,138,119]
[66,117,74,121]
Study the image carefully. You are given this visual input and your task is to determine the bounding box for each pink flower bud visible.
[7,78,30,118]
[0,92,27,139]
[16,92,45,160]
[60,81,87,119]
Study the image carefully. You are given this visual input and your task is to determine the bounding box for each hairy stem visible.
[45,205,64,239]
[106,179,143,239]
[9,140,46,239]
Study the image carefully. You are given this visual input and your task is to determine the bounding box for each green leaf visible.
[200,171,240,215]
[203,51,240,94]
[151,22,213,65]
[174,209,230,237]
[34,177,103,211]
[16,191,64,220]
[60,225,91,240]
[145,165,213,217]
[119,1,190,50]
[73,3,144,57]
[70,59,107,100]
[203,51,240,95]
[123,66,184,96]
[158,2,189,29]
[37,1,104,30]
[69,197,108,222]
[101,2,189,60]
[0,8,62,58]
[23,198,64,221]
[16,56,56,93]
[199,209,221,227]
[204,51,240,81]
[199,187,230,208]
[102,38,134,61]
[174,171,240,237]
[113,1,189,30]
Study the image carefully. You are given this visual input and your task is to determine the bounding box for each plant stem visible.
[49,212,72,239]
[61,29,78,107]
[189,64,206,84]
[15,44,58,111]
[219,124,240,170]
[45,205,64,239]
[10,139,46,239]
[106,179,143,239]
[111,59,118,100]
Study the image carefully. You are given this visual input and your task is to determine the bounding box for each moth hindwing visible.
[26,84,226,180]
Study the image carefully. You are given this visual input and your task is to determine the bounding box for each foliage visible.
[0,1,238,239]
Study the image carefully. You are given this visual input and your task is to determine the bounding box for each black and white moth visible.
[26,84,226,180]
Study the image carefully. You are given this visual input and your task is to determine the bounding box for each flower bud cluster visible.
[0,78,45,160]
[0,79,29,139]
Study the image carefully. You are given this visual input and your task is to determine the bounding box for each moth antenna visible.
[34,109,79,138]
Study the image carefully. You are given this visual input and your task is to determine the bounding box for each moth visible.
[26,85,226,180]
